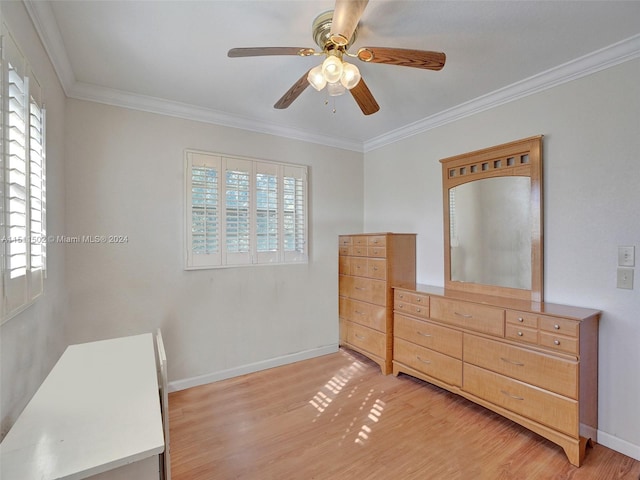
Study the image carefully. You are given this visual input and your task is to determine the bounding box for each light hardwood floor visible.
[169,349,640,479]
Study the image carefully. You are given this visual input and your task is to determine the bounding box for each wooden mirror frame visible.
[440,135,543,302]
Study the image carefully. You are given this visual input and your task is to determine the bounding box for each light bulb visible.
[327,81,346,97]
[340,62,361,89]
[307,65,327,91]
[321,55,344,84]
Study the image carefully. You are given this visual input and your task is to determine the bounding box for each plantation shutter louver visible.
[28,73,45,297]
[283,165,307,263]
[255,161,279,263]
[186,152,221,267]
[224,157,252,265]
[4,31,29,314]
[2,25,46,321]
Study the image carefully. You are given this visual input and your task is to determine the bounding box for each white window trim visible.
[184,149,308,270]
[1,21,47,323]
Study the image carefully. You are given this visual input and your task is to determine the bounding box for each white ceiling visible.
[26,0,640,152]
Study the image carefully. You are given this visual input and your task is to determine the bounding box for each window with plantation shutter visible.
[224,157,251,265]
[186,152,221,267]
[184,150,308,269]
[1,23,47,323]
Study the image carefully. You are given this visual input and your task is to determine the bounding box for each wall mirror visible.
[441,136,543,302]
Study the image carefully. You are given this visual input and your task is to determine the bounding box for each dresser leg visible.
[563,436,592,467]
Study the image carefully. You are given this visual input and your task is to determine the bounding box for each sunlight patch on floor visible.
[309,360,365,419]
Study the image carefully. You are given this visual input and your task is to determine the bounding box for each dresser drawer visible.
[339,236,352,247]
[348,323,386,358]
[368,246,387,258]
[367,258,386,280]
[350,277,387,306]
[395,301,428,319]
[353,236,368,247]
[394,338,462,387]
[339,255,350,275]
[394,314,462,358]
[339,246,350,256]
[350,257,368,277]
[351,245,368,256]
[347,299,387,332]
[464,364,578,437]
[540,316,579,338]
[339,296,348,319]
[430,297,504,337]
[395,289,411,303]
[393,289,429,308]
[338,275,352,298]
[464,334,578,399]
[505,323,538,345]
[506,310,538,329]
[539,332,578,355]
[367,235,387,247]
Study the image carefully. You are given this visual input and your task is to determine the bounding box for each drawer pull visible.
[500,357,524,367]
[354,310,365,316]
[355,334,365,340]
[554,339,561,345]
[517,317,524,322]
[373,266,378,271]
[416,297,422,303]
[355,287,366,291]
[455,312,473,318]
[501,390,524,401]
[517,331,524,337]
[399,294,405,299]
[416,331,432,338]
[554,324,560,330]
[416,356,432,365]
[416,308,422,313]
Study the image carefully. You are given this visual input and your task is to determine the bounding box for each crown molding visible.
[68,81,363,152]
[23,0,75,95]
[24,0,640,155]
[363,33,640,152]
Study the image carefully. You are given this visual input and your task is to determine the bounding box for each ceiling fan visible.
[227,0,446,115]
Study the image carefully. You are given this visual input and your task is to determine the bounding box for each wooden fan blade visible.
[358,47,446,70]
[228,47,311,58]
[329,0,369,46]
[274,70,311,109]
[350,78,379,115]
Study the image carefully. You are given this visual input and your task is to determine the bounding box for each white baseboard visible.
[168,344,339,392]
[598,430,640,461]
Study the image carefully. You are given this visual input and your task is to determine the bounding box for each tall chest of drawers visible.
[339,233,416,374]
[393,285,600,467]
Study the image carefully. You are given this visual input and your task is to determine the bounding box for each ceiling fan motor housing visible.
[312,10,358,51]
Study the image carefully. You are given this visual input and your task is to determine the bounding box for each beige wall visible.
[0,2,68,438]
[63,99,364,386]
[363,59,640,458]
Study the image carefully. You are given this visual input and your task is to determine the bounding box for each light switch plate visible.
[618,246,635,267]
[617,268,634,289]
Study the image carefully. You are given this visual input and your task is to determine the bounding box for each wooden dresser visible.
[339,233,416,374]
[393,284,599,467]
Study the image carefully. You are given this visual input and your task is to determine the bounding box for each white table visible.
[0,333,165,480]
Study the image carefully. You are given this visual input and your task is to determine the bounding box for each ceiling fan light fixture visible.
[327,81,346,97]
[321,55,344,83]
[340,62,361,89]
[307,65,327,91]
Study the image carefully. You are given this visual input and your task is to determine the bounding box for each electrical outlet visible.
[617,268,634,290]
[618,246,635,267]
